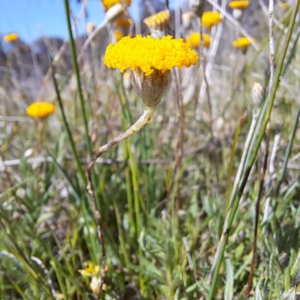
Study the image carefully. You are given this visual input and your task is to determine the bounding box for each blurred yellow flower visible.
[104,35,198,76]
[144,10,170,31]
[4,33,19,43]
[101,0,131,11]
[202,12,222,29]
[228,1,249,9]
[115,18,132,27]
[26,102,55,119]
[280,2,290,8]
[232,37,253,48]
[78,262,100,277]
[186,32,211,48]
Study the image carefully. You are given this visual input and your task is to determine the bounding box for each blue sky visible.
[0,0,183,44]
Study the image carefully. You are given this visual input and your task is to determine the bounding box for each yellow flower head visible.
[4,33,19,43]
[115,18,132,27]
[202,12,222,29]
[232,37,253,48]
[186,32,211,48]
[104,35,198,76]
[101,0,131,11]
[144,10,170,31]
[78,262,100,277]
[26,102,55,119]
[228,1,249,9]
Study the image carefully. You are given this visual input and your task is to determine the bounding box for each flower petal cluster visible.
[4,33,19,43]
[104,35,198,76]
[101,0,131,11]
[26,102,55,119]
[78,262,100,277]
[186,32,211,48]
[202,12,222,29]
[232,37,252,48]
[228,0,249,9]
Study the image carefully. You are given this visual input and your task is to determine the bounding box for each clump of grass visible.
[1,0,300,299]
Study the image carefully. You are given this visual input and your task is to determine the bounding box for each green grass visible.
[1,1,300,299]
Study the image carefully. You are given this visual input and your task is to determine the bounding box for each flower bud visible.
[251,82,264,107]
[130,68,170,107]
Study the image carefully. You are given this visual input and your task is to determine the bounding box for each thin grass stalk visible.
[225,111,247,213]
[63,0,92,159]
[52,69,86,185]
[113,78,138,254]
[112,197,131,269]
[207,1,300,298]
[275,106,300,195]
[5,275,26,299]
[143,125,154,210]
[246,125,270,295]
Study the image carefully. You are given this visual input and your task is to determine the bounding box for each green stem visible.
[63,0,92,159]
[52,71,86,185]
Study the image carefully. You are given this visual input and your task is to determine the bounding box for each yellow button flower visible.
[101,0,131,11]
[202,12,222,29]
[232,37,253,53]
[228,1,249,9]
[232,37,253,48]
[186,32,211,49]
[104,35,198,76]
[26,102,55,119]
[4,33,19,43]
[78,262,100,277]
